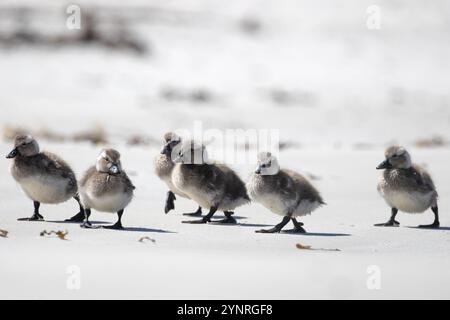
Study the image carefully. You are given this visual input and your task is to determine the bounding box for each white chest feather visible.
[17,176,73,204]
[255,193,289,215]
[378,187,433,213]
[81,189,132,213]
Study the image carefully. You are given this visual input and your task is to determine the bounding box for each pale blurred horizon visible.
[0,0,449,149]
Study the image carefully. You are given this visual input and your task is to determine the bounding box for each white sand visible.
[1,145,449,299]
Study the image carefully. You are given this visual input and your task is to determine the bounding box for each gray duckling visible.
[6,134,84,222]
[154,132,202,216]
[375,146,439,228]
[247,152,325,233]
[79,149,135,230]
[172,141,250,224]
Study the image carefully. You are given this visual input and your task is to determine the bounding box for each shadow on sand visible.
[407,226,450,231]
[280,231,352,237]
[45,220,109,225]
[238,223,274,228]
[118,227,177,233]
[47,220,177,233]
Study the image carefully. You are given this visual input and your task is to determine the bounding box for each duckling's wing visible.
[410,165,437,194]
[40,152,77,184]
[203,165,225,192]
[121,171,136,191]
[285,170,325,204]
[276,171,296,195]
[221,165,250,201]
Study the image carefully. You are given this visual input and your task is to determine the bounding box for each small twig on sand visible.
[139,237,156,244]
[296,243,340,252]
[0,229,9,238]
[40,230,69,241]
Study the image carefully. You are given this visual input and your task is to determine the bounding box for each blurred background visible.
[0,0,449,150]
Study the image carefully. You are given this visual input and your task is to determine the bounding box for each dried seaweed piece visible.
[296,243,340,252]
[40,230,69,240]
[139,237,156,244]
[0,229,8,238]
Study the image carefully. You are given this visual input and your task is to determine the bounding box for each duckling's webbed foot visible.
[80,209,97,229]
[183,206,216,224]
[102,210,124,230]
[374,220,400,227]
[66,211,85,222]
[375,208,399,227]
[164,191,176,214]
[282,218,307,233]
[418,221,440,229]
[182,206,203,217]
[18,213,44,221]
[256,216,291,234]
[102,222,124,230]
[18,201,44,221]
[418,206,440,229]
[66,196,86,222]
[210,211,237,225]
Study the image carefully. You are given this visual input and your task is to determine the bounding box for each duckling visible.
[375,146,439,228]
[247,152,325,233]
[154,132,202,216]
[79,149,135,230]
[172,141,250,224]
[6,135,84,222]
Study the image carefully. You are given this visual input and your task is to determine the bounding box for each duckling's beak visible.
[109,164,121,174]
[376,159,392,170]
[161,144,171,155]
[6,148,18,159]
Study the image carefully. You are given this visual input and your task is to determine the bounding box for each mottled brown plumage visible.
[376,146,440,228]
[154,132,202,216]
[247,152,324,233]
[80,149,135,213]
[172,141,249,224]
[7,135,83,221]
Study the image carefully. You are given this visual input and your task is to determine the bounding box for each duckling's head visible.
[161,132,181,156]
[97,149,123,174]
[377,146,412,170]
[255,152,280,175]
[173,140,209,165]
[6,135,40,159]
